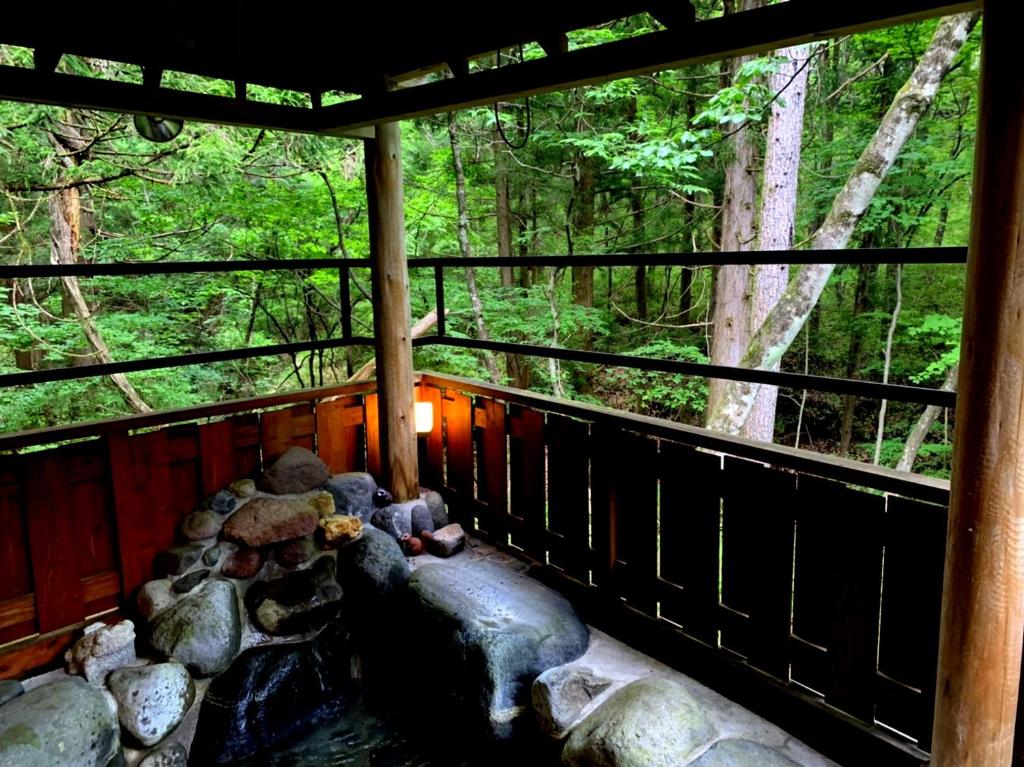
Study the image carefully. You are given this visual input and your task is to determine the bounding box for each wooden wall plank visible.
[231,413,262,479]
[478,398,509,544]
[198,418,235,495]
[68,446,116,580]
[659,441,720,646]
[23,449,84,633]
[0,457,32,606]
[317,396,364,474]
[443,391,473,526]
[547,415,590,583]
[509,406,546,561]
[614,430,658,616]
[418,385,444,490]
[364,393,381,480]
[261,404,316,464]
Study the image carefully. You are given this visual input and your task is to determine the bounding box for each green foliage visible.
[602,340,709,421]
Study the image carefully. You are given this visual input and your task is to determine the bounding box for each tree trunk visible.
[897,362,958,473]
[743,43,809,443]
[631,187,648,320]
[48,190,151,413]
[448,113,502,384]
[839,263,874,455]
[707,12,978,435]
[708,0,763,418]
[873,263,903,464]
[493,128,515,287]
[571,152,596,337]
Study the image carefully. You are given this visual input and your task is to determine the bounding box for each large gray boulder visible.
[407,560,589,739]
[689,739,800,767]
[336,527,409,626]
[561,678,716,767]
[532,665,614,739]
[190,623,351,764]
[324,472,377,521]
[259,446,329,495]
[107,662,195,746]
[149,579,241,677]
[0,677,120,767]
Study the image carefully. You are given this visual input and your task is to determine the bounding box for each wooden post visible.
[932,6,1024,765]
[365,121,419,500]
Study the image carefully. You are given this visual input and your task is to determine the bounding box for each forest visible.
[0,5,979,478]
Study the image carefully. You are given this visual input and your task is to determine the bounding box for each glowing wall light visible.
[415,401,434,434]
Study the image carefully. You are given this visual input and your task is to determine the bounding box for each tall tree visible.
[706,12,978,435]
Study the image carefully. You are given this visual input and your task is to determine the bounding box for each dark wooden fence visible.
[417,372,950,766]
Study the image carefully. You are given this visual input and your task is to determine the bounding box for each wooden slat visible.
[317,396,364,474]
[0,594,34,632]
[509,406,546,561]
[0,457,32,606]
[231,413,262,479]
[198,418,235,495]
[613,430,658,616]
[478,398,509,544]
[109,430,174,598]
[23,449,84,633]
[718,458,763,659]
[876,495,947,743]
[0,613,125,681]
[261,404,316,463]
[547,415,590,584]
[417,385,444,490]
[658,442,721,646]
[442,391,474,526]
[364,393,381,481]
[68,452,116,580]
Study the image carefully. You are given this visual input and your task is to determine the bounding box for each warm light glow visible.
[415,401,434,434]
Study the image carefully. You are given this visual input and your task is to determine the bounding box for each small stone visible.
[222,497,319,547]
[370,500,426,541]
[108,662,195,747]
[137,579,175,620]
[325,473,378,521]
[155,544,206,576]
[410,503,434,537]
[426,523,466,557]
[140,742,188,767]
[308,491,336,520]
[172,568,210,594]
[403,536,424,556]
[244,556,343,635]
[318,514,363,548]
[373,488,393,508]
[689,739,800,767]
[202,545,222,567]
[149,580,241,677]
[561,678,716,767]
[229,479,257,498]
[207,489,238,515]
[0,679,24,707]
[275,536,317,567]
[181,510,222,541]
[64,619,136,685]
[222,547,266,579]
[420,488,449,529]
[420,529,434,541]
[532,665,614,738]
[259,446,330,495]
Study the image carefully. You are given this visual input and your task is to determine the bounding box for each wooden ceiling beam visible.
[0,65,372,139]
[315,0,982,135]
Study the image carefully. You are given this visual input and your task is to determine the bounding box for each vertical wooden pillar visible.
[932,6,1024,765]
[365,122,419,500]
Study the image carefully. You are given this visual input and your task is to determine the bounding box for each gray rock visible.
[244,556,343,636]
[561,678,715,767]
[181,510,222,541]
[427,523,466,557]
[150,579,241,677]
[410,502,435,537]
[108,662,195,747]
[155,544,206,577]
[259,447,330,495]
[203,545,222,567]
[172,568,210,594]
[336,527,410,625]
[207,489,238,515]
[533,665,613,738]
[420,488,449,529]
[190,623,351,764]
[65,619,137,685]
[370,500,427,541]
[137,579,175,620]
[0,680,23,707]
[408,560,589,739]
[0,677,119,767]
[324,473,378,521]
[689,739,800,767]
[139,742,188,767]
[229,479,256,499]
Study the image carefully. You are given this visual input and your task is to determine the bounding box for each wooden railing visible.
[417,372,950,766]
[0,372,950,765]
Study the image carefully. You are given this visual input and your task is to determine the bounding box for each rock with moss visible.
[108,662,195,747]
[0,677,120,767]
[561,678,715,767]
[150,579,241,677]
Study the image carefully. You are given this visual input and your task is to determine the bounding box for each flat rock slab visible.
[407,560,589,739]
[690,739,801,767]
[0,677,120,767]
[222,497,318,547]
[562,677,716,767]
